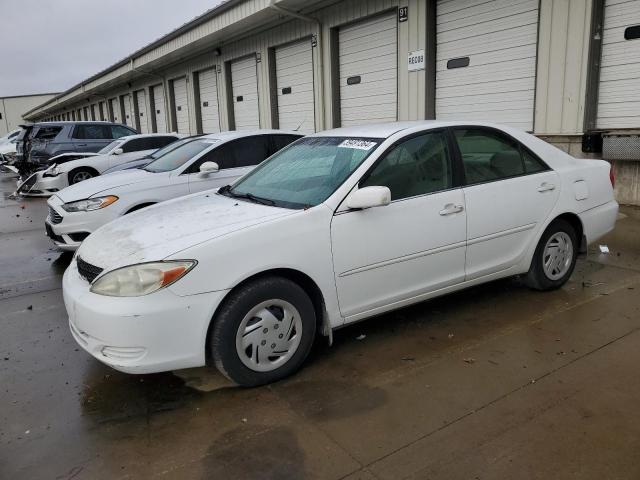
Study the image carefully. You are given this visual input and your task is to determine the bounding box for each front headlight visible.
[90,260,196,297]
[62,195,118,212]
[43,164,61,177]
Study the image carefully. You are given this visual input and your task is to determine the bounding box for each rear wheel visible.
[69,168,95,185]
[525,219,578,290]
[210,276,316,386]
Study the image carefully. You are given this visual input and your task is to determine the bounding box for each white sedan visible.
[21,133,182,196]
[63,121,618,386]
[46,130,302,250]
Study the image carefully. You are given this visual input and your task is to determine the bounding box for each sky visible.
[0,0,223,97]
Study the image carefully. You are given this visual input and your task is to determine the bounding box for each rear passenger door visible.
[185,135,271,193]
[72,124,112,152]
[453,127,560,280]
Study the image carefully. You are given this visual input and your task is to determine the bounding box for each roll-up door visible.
[99,101,106,121]
[231,56,260,130]
[338,12,398,127]
[90,104,97,120]
[172,77,190,133]
[197,68,221,133]
[83,106,89,120]
[110,98,120,123]
[597,0,640,129]
[436,0,539,131]
[152,85,167,133]
[274,39,315,133]
[135,90,149,133]
[122,94,134,128]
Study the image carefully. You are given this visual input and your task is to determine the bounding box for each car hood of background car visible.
[56,169,159,203]
[76,192,296,272]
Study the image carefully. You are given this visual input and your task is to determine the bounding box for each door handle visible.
[537,182,556,192]
[76,143,88,147]
[439,203,464,216]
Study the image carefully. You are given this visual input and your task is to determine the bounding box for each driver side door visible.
[330,130,467,320]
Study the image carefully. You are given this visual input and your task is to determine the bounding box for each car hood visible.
[55,169,156,203]
[76,192,296,272]
[0,143,16,155]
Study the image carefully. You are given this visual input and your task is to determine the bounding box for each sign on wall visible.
[408,50,425,71]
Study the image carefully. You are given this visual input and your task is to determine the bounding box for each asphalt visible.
[1,170,639,480]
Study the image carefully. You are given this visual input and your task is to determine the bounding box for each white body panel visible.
[275,39,315,134]
[198,68,221,133]
[136,90,149,133]
[339,12,397,126]
[172,78,190,134]
[436,0,539,131]
[153,85,167,133]
[63,121,618,375]
[596,0,640,129]
[231,56,260,130]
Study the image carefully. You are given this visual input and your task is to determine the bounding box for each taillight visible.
[609,162,615,188]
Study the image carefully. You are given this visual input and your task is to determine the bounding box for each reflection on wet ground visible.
[1,171,640,479]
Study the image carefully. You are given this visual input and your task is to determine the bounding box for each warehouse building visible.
[21,0,640,203]
[0,93,58,135]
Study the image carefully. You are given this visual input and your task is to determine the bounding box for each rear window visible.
[34,126,62,140]
[73,125,110,140]
[110,125,137,139]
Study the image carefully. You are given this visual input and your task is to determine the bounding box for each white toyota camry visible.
[63,121,618,386]
[46,130,302,250]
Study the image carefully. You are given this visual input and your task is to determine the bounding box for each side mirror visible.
[113,148,124,155]
[346,186,391,210]
[199,161,219,175]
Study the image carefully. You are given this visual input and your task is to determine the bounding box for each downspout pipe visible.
[268,1,325,131]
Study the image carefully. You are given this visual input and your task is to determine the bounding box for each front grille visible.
[77,257,103,283]
[19,173,38,192]
[48,206,63,224]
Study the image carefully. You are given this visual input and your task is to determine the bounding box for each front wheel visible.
[210,276,316,386]
[69,168,95,185]
[525,219,578,291]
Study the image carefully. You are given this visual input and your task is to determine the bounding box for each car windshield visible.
[223,137,382,209]
[143,138,218,173]
[98,140,124,154]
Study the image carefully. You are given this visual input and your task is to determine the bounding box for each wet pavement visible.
[1,170,640,479]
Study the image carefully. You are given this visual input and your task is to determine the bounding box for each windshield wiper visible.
[218,185,275,206]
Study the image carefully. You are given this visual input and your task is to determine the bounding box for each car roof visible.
[33,121,131,126]
[199,129,303,141]
[309,121,526,139]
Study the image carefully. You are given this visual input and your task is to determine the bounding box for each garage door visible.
[152,85,167,133]
[274,39,315,134]
[338,12,398,127]
[90,104,97,120]
[172,77,190,133]
[99,101,106,121]
[135,90,149,133]
[231,56,260,130]
[197,68,221,133]
[122,94,134,128]
[436,0,539,131]
[110,98,120,123]
[597,0,640,129]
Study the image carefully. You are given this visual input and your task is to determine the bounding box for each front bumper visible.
[21,171,67,197]
[45,195,119,251]
[63,260,228,374]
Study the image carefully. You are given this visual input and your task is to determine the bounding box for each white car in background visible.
[63,121,618,386]
[46,130,302,250]
[21,133,181,196]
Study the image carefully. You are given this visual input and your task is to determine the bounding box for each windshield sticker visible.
[338,139,377,151]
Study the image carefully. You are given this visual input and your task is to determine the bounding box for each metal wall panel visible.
[198,68,221,133]
[172,77,190,133]
[597,0,640,129]
[153,85,168,133]
[338,12,398,126]
[274,39,315,133]
[436,0,539,131]
[231,56,260,130]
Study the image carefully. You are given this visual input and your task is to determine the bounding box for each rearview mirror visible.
[113,148,124,155]
[199,161,219,175]
[346,186,391,210]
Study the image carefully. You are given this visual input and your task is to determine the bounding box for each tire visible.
[69,168,95,185]
[211,276,316,387]
[525,219,578,291]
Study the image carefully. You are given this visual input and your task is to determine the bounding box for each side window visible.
[522,148,548,174]
[110,125,136,139]
[270,135,301,155]
[229,136,271,168]
[121,138,150,152]
[360,131,452,201]
[147,136,177,150]
[73,125,110,139]
[34,126,63,140]
[454,129,526,184]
